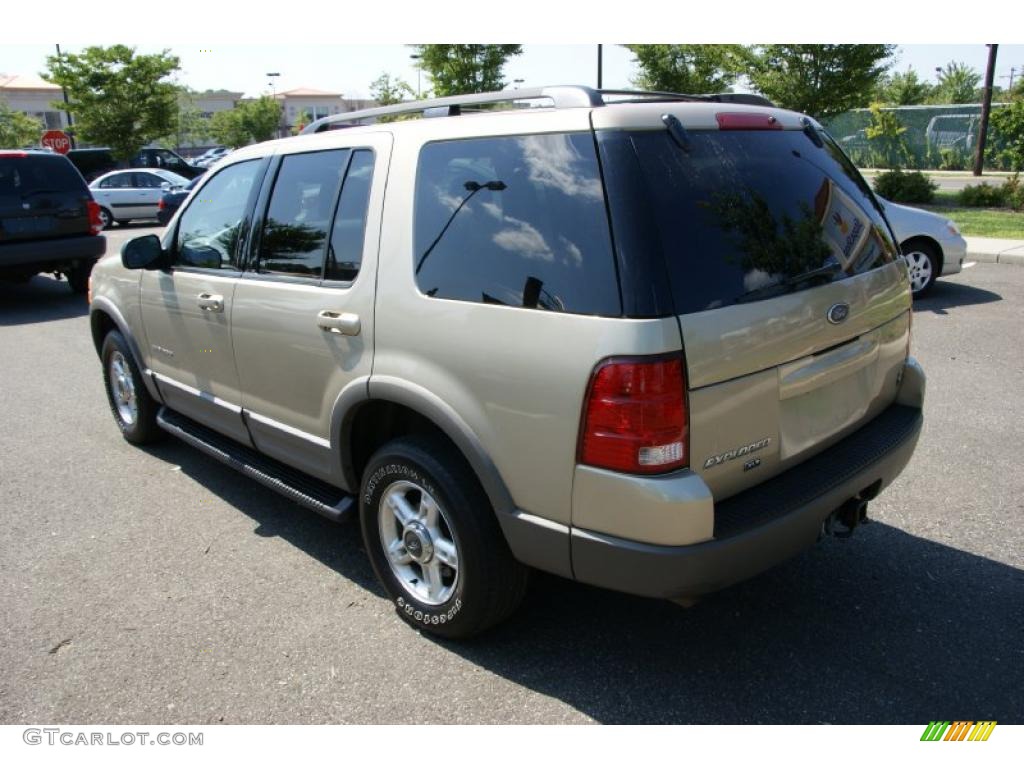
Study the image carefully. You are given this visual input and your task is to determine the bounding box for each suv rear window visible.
[413,133,620,316]
[600,129,897,316]
[0,154,88,196]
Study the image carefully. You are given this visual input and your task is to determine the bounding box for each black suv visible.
[67,147,205,183]
[0,150,106,293]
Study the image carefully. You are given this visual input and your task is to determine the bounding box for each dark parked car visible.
[0,150,105,293]
[157,176,201,225]
[67,147,205,183]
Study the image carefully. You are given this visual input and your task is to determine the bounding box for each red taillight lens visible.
[158,198,165,210]
[716,112,782,130]
[580,356,689,474]
[86,200,103,235]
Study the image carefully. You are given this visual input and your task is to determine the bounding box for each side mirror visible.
[160,181,171,190]
[121,234,166,270]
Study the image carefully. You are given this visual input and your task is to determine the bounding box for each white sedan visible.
[879,197,966,296]
[89,169,190,229]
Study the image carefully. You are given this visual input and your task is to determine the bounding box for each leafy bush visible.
[873,169,938,203]
[864,103,911,169]
[959,182,1007,207]
[938,147,969,171]
[1003,174,1024,211]
[986,101,1024,172]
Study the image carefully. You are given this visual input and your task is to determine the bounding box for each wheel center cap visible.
[402,522,433,564]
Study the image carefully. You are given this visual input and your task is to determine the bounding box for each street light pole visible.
[410,54,422,99]
[266,72,281,137]
[597,44,603,89]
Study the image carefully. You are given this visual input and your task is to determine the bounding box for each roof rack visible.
[300,85,775,134]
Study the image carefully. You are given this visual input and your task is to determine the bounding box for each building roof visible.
[275,87,342,98]
[0,73,62,92]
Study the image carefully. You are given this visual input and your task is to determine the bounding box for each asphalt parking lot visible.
[1,255,1022,724]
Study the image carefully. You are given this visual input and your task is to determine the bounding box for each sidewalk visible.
[965,236,1024,265]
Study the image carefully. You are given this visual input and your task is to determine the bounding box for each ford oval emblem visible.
[827,303,850,324]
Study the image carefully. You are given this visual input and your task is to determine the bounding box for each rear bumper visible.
[0,234,106,270]
[568,359,925,600]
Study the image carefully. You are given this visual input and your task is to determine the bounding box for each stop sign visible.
[41,130,72,155]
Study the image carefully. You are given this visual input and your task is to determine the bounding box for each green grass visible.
[919,190,1024,239]
[917,204,1024,238]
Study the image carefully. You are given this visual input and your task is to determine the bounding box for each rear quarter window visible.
[413,132,621,316]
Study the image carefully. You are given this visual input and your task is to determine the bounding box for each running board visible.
[156,407,354,523]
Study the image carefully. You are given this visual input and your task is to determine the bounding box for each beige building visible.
[274,87,376,134]
[0,73,69,131]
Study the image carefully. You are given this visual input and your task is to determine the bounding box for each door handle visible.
[197,292,224,313]
[317,310,360,336]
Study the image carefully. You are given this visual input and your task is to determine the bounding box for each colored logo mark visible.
[920,721,997,742]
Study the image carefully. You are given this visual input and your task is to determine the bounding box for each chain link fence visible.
[823,103,1013,171]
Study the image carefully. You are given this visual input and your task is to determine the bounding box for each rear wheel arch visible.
[89,301,162,403]
[339,387,515,519]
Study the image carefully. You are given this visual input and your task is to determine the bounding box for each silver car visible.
[89,169,190,228]
[879,197,966,296]
[89,87,925,638]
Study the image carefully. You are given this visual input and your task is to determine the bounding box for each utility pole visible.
[597,44,603,90]
[973,44,998,177]
[55,44,76,149]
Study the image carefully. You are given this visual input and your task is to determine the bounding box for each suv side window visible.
[413,133,620,316]
[175,160,261,270]
[257,149,351,279]
[325,149,374,282]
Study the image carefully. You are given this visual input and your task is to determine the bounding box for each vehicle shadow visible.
[140,436,1024,724]
[442,522,1024,724]
[139,437,382,597]
[913,280,1001,315]
[0,275,88,326]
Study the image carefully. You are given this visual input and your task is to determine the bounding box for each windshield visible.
[608,128,898,315]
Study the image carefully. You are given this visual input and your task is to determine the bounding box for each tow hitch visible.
[822,497,870,539]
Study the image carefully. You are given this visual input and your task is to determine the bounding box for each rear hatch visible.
[0,153,94,245]
[594,105,911,501]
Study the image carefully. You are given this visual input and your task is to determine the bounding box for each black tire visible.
[66,262,93,294]
[360,434,529,639]
[100,330,163,445]
[901,239,940,297]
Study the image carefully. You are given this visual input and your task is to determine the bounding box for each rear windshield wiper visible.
[734,262,841,304]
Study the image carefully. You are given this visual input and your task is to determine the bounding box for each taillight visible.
[579,356,689,474]
[86,200,103,235]
[716,112,782,130]
[158,198,166,210]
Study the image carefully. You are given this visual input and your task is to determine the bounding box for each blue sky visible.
[5,44,1023,100]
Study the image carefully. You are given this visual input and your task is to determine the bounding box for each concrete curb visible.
[964,237,1024,266]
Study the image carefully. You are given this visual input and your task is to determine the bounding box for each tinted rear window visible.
[413,133,620,316]
[0,155,87,197]
[607,129,896,315]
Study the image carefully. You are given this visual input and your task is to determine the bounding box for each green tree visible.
[159,88,210,150]
[987,101,1024,171]
[932,61,981,104]
[209,96,281,147]
[875,68,933,105]
[411,45,523,97]
[626,44,748,94]
[42,45,181,160]
[745,44,895,119]
[370,72,414,105]
[0,101,44,148]
[864,103,911,168]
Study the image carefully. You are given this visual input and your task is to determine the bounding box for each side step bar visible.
[156,407,354,523]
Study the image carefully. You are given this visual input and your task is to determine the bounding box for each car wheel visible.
[360,435,529,639]
[902,239,940,297]
[66,262,92,294]
[100,331,162,445]
[98,207,114,230]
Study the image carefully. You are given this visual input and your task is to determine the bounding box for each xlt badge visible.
[704,438,772,470]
